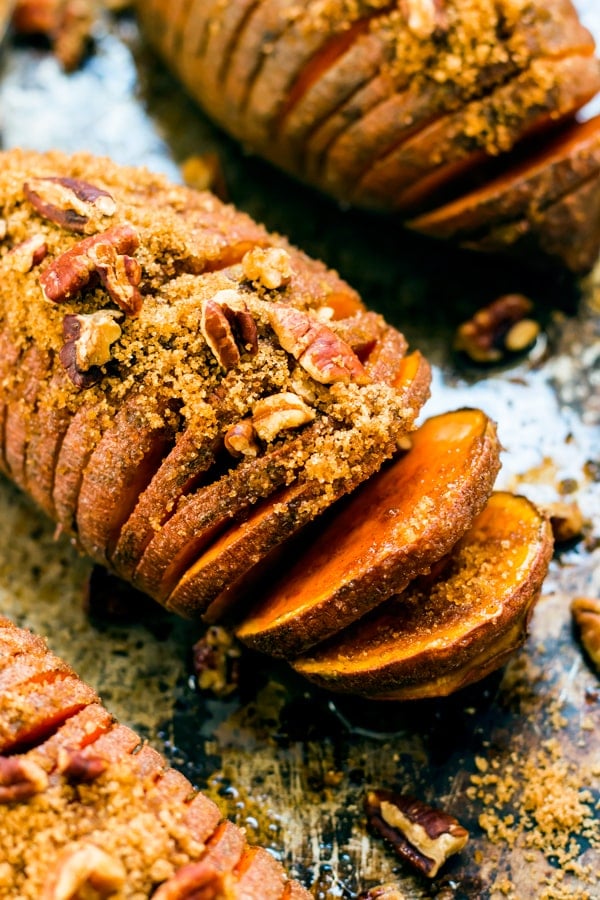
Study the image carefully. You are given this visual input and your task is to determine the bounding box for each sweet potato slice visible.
[464,166,600,273]
[232,846,287,900]
[293,492,553,699]
[75,394,174,563]
[24,703,114,772]
[236,408,501,657]
[407,114,600,240]
[0,674,98,752]
[52,398,114,533]
[165,481,320,617]
[24,366,75,518]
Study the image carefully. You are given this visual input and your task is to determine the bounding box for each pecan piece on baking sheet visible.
[365,789,469,878]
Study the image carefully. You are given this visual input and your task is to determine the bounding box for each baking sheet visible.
[0,5,599,898]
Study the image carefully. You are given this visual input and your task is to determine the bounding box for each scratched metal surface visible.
[0,5,599,899]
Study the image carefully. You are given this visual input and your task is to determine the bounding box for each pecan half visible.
[24,176,116,233]
[42,842,126,899]
[268,304,369,384]
[0,756,49,803]
[39,223,142,312]
[57,748,108,783]
[454,293,538,363]
[252,392,315,442]
[242,246,292,290]
[200,291,258,369]
[365,789,469,878]
[571,597,600,671]
[6,234,48,273]
[59,309,123,388]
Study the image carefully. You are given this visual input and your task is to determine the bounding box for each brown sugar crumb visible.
[471,733,600,900]
[2,759,204,898]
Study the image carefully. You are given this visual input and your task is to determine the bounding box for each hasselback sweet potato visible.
[136,0,600,271]
[0,614,311,898]
[0,148,553,700]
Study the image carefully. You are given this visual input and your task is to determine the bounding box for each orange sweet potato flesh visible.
[236,409,501,657]
[293,492,553,699]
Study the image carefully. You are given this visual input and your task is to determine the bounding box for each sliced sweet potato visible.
[0,614,310,897]
[407,114,600,241]
[24,703,114,772]
[464,166,600,273]
[165,351,430,617]
[232,845,287,900]
[354,53,600,213]
[236,408,501,657]
[24,366,75,518]
[293,492,553,699]
[165,481,320,617]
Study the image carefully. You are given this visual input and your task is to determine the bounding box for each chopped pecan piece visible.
[571,597,600,671]
[39,223,141,311]
[252,392,315,442]
[268,305,370,384]
[454,294,538,363]
[6,234,48,273]
[192,625,242,697]
[24,176,116,233]
[0,756,49,803]
[59,309,123,388]
[365,789,469,878]
[242,246,292,290]
[224,419,259,458]
[43,842,126,899]
[56,748,108,783]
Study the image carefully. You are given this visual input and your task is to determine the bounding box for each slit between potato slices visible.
[275,18,383,134]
